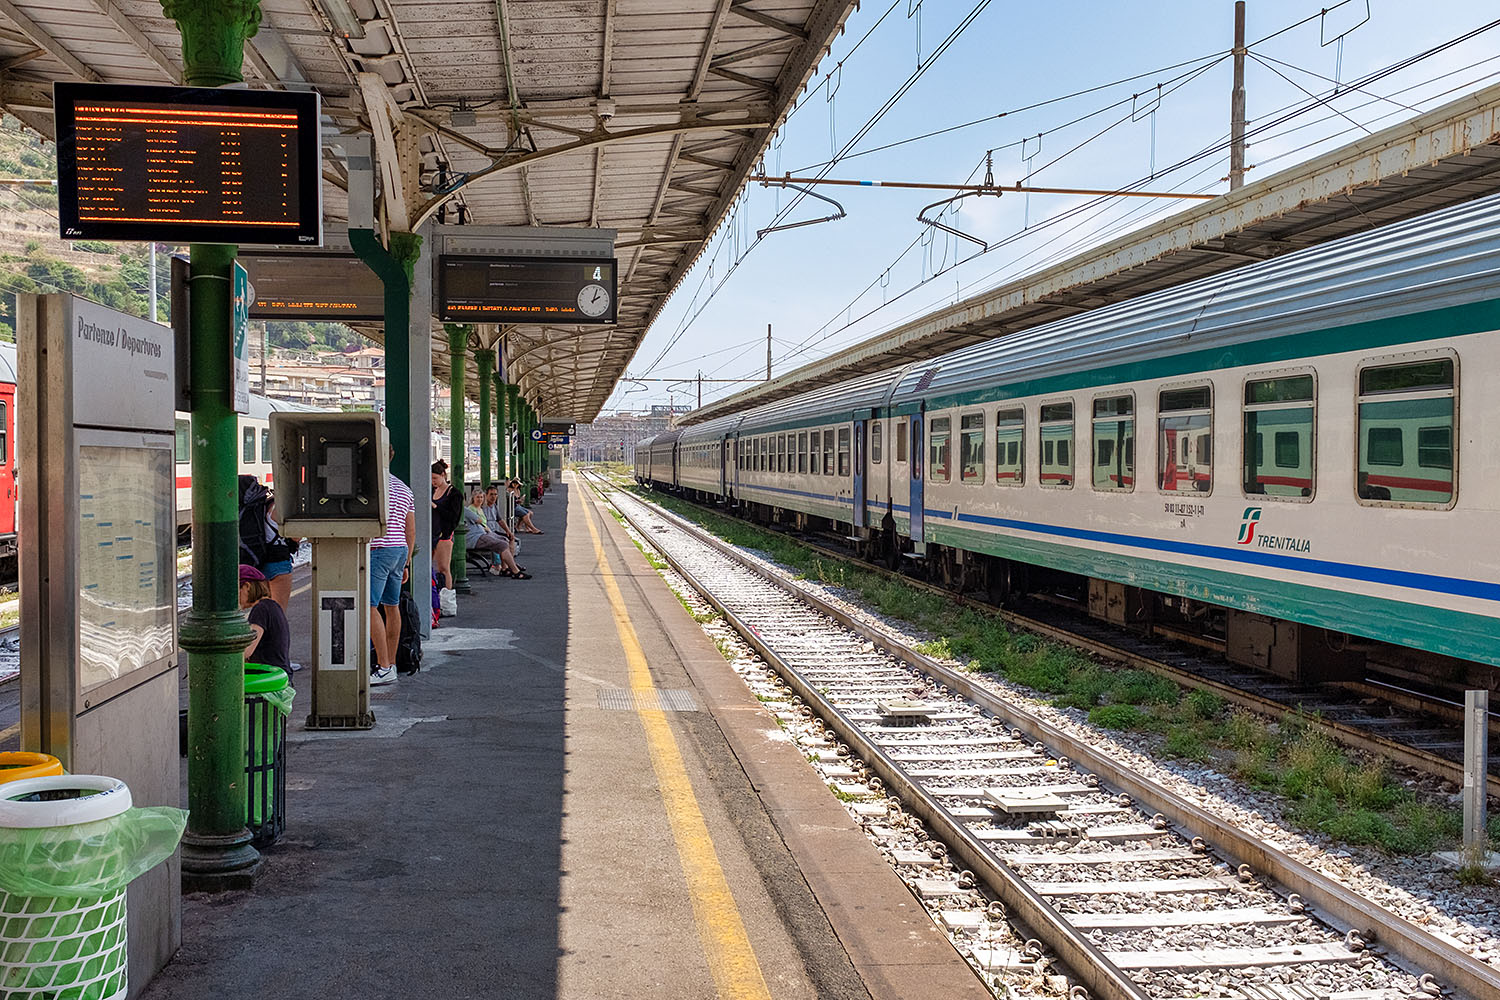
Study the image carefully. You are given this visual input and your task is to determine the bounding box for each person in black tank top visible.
[431,460,462,590]
[240,564,291,673]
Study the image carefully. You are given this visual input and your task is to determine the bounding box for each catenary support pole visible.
[446,324,470,594]
[161,0,263,891]
[1229,1,1247,191]
[477,348,493,489]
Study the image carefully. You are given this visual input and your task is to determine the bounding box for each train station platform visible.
[140,477,986,1000]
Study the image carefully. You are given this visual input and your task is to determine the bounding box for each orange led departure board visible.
[54,82,322,246]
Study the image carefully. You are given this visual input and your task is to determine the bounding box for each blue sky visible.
[604,0,1500,414]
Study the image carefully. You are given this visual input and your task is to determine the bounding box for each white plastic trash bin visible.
[0,776,134,1000]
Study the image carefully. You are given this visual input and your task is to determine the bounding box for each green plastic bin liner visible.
[244,664,294,835]
[0,775,187,1000]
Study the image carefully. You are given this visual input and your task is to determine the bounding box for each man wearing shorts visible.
[370,458,416,686]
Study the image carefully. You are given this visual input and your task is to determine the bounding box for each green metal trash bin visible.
[0,775,186,1000]
[244,664,294,847]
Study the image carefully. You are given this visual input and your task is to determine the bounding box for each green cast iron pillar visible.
[477,349,493,489]
[446,325,470,593]
[501,373,513,485]
[160,0,263,890]
[507,384,519,479]
[349,230,421,489]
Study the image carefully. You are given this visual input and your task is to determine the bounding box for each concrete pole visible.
[1229,1,1247,191]
[446,324,470,594]
[766,323,772,381]
[477,349,493,489]
[148,241,157,321]
[1463,690,1490,862]
[160,0,263,891]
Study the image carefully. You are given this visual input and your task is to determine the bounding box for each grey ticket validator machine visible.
[17,293,182,990]
[269,412,388,729]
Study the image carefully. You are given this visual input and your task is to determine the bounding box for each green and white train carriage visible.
[642,191,1500,676]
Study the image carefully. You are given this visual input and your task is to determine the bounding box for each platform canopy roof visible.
[0,0,859,420]
[684,80,1500,425]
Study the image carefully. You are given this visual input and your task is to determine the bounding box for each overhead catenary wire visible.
[739,29,1500,384]
[623,9,1500,410]
[634,0,996,381]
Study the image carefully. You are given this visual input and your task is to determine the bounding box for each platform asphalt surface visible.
[136,479,986,999]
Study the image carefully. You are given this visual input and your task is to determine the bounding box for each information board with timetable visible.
[438,255,618,324]
[54,82,322,245]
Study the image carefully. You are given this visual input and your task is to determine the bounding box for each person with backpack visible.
[238,474,298,611]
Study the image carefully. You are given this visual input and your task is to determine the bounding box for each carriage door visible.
[0,385,14,539]
[852,418,867,529]
[719,435,728,497]
[909,412,925,545]
[732,434,744,500]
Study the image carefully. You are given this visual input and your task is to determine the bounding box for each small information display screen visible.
[438,255,617,324]
[240,252,384,320]
[54,82,322,246]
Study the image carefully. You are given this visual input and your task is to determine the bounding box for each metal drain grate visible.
[597,688,700,712]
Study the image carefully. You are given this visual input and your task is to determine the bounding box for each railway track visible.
[622,481,1500,799]
[586,473,1496,1000]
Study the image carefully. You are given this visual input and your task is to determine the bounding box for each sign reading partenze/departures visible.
[69,296,175,430]
[18,292,181,986]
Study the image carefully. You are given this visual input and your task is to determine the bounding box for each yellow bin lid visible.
[0,752,65,784]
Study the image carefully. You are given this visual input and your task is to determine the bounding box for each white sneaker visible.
[370,665,397,686]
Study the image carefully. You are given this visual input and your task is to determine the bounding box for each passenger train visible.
[638,192,1500,686]
[0,339,322,577]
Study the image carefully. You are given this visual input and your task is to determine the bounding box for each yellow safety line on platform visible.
[580,492,774,1000]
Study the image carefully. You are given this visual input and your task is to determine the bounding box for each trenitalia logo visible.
[1237,507,1262,545]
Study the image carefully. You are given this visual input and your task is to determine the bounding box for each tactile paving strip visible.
[596,688,700,712]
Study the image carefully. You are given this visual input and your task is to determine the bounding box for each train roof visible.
[677,412,744,445]
[887,190,1500,408]
[0,340,14,384]
[735,367,904,432]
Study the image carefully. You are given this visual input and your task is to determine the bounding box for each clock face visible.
[576,282,612,319]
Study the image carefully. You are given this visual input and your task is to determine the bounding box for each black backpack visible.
[238,475,293,567]
[396,590,423,674]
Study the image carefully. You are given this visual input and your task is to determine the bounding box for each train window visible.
[1039,402,1073,489]
[807,431,818,473]
[773,434,781,473]
[1357,357,1454,505]
[261,428,271,464]
[1418,427,1452,469]
[871,421,882,465]
[896,421,907,463]
[0,401,6,463]
[959,412,984,483]
[175,419,190,463]
[1243,374,1313,500]
[798,432,808,474]
[995,408,1024,486]
[1091,395,1134,492]
[242,426,256,464]
[928,416,951,483]
[1158,385,1212,494]
[838,427,851,476]
[823,429,835,475]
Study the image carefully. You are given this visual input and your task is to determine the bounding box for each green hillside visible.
[0,116,355,352]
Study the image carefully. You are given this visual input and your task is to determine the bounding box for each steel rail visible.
[639,485,1500,798]
[587,478,1148,1000]
[602,479,1497,1000]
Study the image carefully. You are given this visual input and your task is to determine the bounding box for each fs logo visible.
[1237,507,1263,545]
